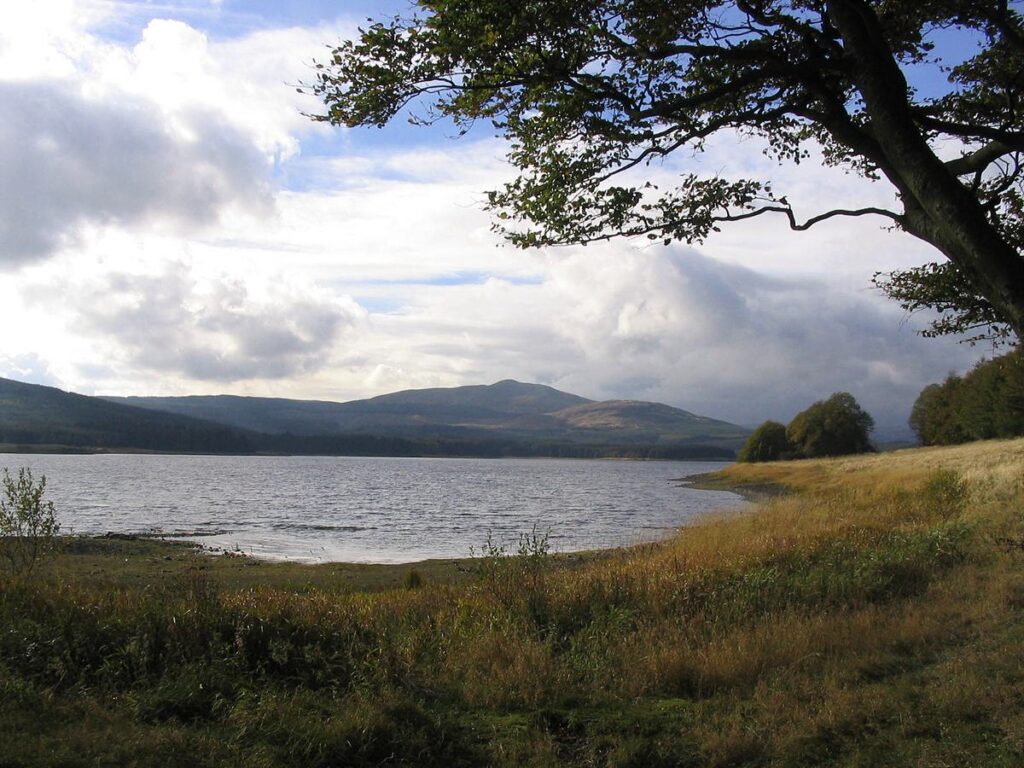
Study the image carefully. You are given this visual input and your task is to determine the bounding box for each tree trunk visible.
[827,0,1024,339]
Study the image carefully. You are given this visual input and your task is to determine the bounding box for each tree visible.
[737,420,793,462]
[312,1,1024,340]
[909,376,969,445]
[786,392,874,457]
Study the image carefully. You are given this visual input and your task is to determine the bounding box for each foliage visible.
[873,261,1014,345]
[4,439,1024,765]
[402,568,424,589]
[737,420,793,463]
[921,469,968,518]
[909,348,1024,445]
[311,0,1024,338]
[910,377,971,446]
[786,392,874,458]
[0,467,60,578]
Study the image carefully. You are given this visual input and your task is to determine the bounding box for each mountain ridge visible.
[0,375,745,458]
[0,376,254,453]
[105,379,748,448]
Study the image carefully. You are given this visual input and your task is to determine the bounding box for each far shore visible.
[0,443,737,461]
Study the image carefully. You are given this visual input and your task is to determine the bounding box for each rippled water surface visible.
[1,454,742,563]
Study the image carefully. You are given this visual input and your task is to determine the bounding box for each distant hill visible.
[107,380,749,448]
[0,376,742,458]
[0,377,254,453]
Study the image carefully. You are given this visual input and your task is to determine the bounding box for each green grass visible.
[2,439,1024,766]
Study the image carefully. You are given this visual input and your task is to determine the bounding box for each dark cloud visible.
[54,268,361,382]
[0,81,272,266]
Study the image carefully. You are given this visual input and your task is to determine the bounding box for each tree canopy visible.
[312,0,1024,341]
[909,348,1024,444]
[737,420,793,462]
[786,392,875,457]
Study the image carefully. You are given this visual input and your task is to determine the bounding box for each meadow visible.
[2,439,1024,766]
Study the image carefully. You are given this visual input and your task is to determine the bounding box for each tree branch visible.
[913,112,1024,145]
[944,140,1023,176]
[712,204,903,230]
[548,203,904,247]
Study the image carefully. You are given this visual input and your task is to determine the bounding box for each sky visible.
[0,0,997,434]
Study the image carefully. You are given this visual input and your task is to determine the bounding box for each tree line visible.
[0,421,735,461]
[909,349,1024,446]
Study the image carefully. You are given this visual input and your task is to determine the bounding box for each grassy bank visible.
[2,440,1024,766]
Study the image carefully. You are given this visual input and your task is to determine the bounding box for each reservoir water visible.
[0,454,743,563]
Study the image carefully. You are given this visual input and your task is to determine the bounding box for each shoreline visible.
[675,469,790,503]
[0,445,738,462]
[8,439,1023,766]
[45,533,635,593]
[83,469,751,567]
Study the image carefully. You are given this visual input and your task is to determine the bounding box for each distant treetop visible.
[737,420,792,463]
[787,392,875,458]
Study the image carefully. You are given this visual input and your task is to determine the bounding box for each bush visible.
[922,470,968,518]
[737,421,793,463]
[0,467,60,578]
[786,392,874,458]
[470,526,553,615]
[403,569,424,589]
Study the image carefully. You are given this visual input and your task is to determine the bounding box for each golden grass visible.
[718,436,1024,498]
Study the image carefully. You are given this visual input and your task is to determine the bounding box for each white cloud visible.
[0,1,109,80]
[35,261,365,384]
[0,7,352,266]
[100,18,345,160]
[0,80,272,265]
[5,168,986,429]
[0,352,60,388]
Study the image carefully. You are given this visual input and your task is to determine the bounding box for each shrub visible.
[0,467,60,578]
[922,470,968,518]
[737,421,793,463]
[403,569,424,589]
[470,526,553,614]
